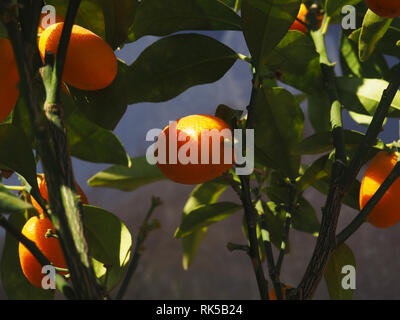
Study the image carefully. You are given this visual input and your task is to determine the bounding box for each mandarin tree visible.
[0,0,399,302]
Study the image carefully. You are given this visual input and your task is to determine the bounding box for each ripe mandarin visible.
[359,151,400,228]
[38,23,117,91]
[156,115,234,185]
[19,215,67,288]
[0,38,19,123]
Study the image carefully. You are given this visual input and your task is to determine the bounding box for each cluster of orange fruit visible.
[0,13,117,123]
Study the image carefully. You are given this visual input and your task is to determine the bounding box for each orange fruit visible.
[290,4,323,33]
[156,115,234,185]
[38,23,117,91]
[0,38,19,123]
[365,0,400,18]
[19,215,67,288]
[269,285,292,300]
[31,175,89,215]
[359,151,400,228]
[37,12,64,35]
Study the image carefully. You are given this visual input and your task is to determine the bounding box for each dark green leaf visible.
[67,60,128,130]
[181,179,228,269]
[256,201,289,253]
[175,202,242,238]
[292,197,320,235]
[324,243,356,300]
[1,212,54,300]
[83,205,132,291]
[359,9,392,62]
[128,0,241,41]
[242,0,301,70]
[101,0,138,49]
[265,31,324,95]
[63,97,130,166]
[215,104,243,126]
[88,156,165,191]
[125,34,238,104]
[325,0,362,17]
[0,184,32,213]
[340,32,389,79]
[254,87,304,178]
[297,154,330,193]
[0,124,39,199]
[307,94,331,133]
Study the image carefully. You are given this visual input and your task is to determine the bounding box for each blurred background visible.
[1,23,400,300]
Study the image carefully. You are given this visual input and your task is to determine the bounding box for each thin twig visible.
[116,196,162,300]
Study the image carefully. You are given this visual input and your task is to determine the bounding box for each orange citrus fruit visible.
[19,215,67,288]
[290,4,323,33]
[0,38,19,123]
[359,151,400,228]
[38,23,117,91]
[31,175,89,215]
[365,0,400,18]
[269,285,292,300]
[37,12,64,35]
[156,115,234,185]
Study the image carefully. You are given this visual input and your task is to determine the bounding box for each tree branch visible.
[1,0,104,299]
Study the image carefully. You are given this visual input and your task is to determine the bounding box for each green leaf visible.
[324,243,356,300]
[88,156,165,191]
[292,197,320,236]
[256,201,289,253]
[359,9,392,62]
[348,110,387,127]
[215,104,243,126]
[128,0,241,41]
[242,0,301,70]
[265,31,324,95]
[307,94,331,133]
[292,130,385,155]
[83,205,132,291]
[1,212,54,300]
[126,34,237,104]
[0,124,39,199]
[337,77,400,117]
[254,87,304,179]
[181,179,228,269]
[175,202,242,238]
[100,0,138,49]
[340,32,389,79]
[67,60,128,130]
[350,26,400,59]
[325,0,362,17]
[296,154,330,193]
[63,96,130,166]
[0,184,32,213]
